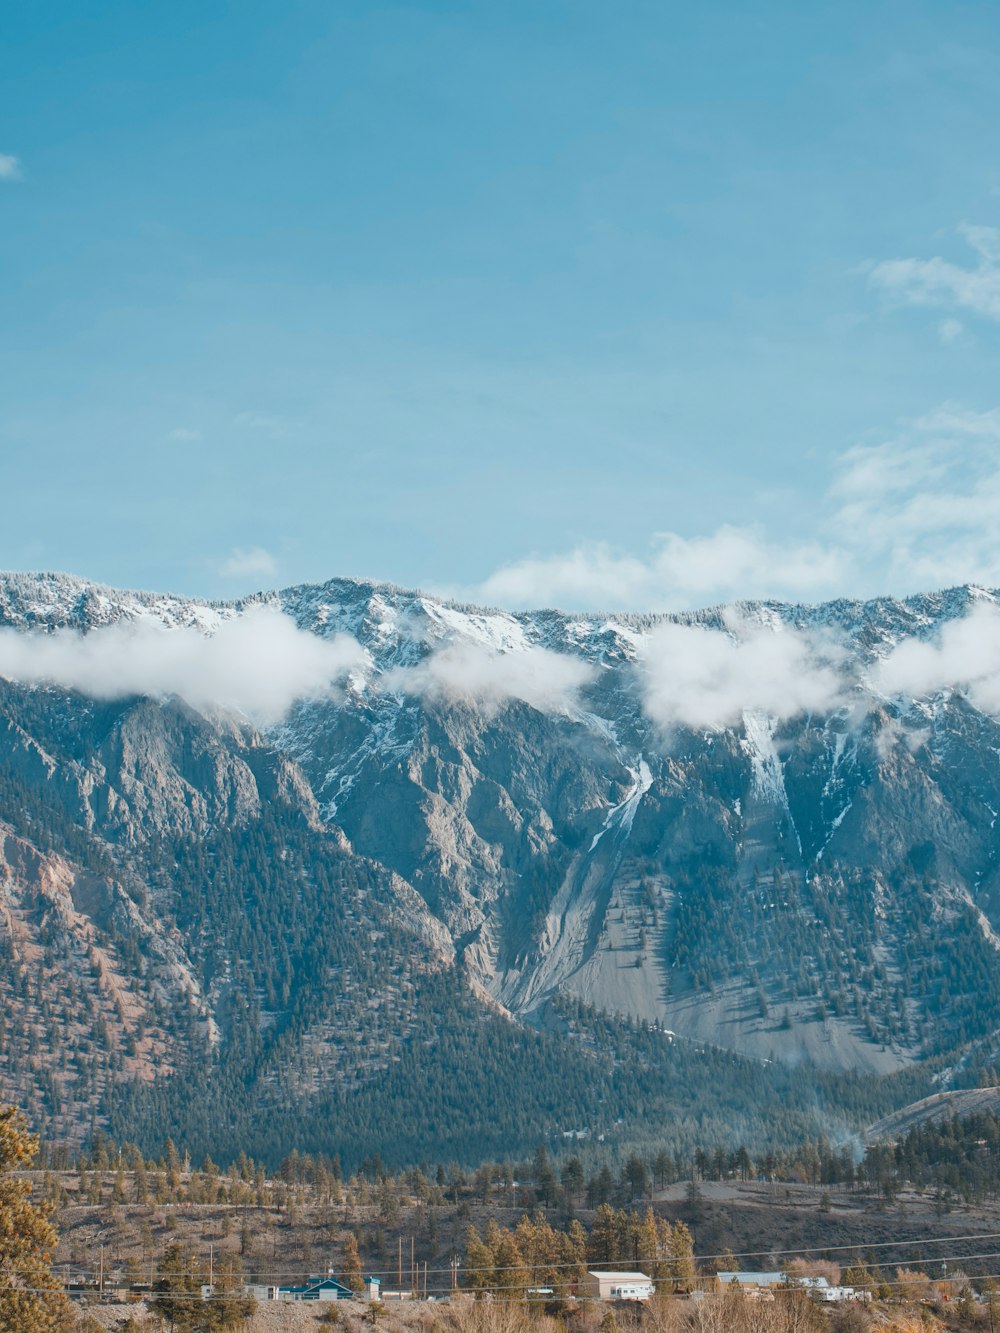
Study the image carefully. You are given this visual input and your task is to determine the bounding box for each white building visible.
[246,1284,282,1301]
[582,1271,655,1302]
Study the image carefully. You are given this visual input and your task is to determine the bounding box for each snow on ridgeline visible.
[0,570,233,632]
[3,572,1000,735]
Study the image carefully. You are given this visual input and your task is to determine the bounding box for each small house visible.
[277,1276,354,1303]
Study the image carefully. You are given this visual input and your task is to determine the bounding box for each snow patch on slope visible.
[419,601,533,652]
[741,711,788,807]
[589,759,653,852]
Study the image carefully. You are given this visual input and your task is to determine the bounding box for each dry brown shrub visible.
[443,1295,534,1333]
[641,1294,684,1333]
[826,1304,875,1333]
[892,1269,933,1304]
[671,1290,828,1333]
[680,1299,731,1333]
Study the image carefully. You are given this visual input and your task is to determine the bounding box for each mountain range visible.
[2,571,999,1166]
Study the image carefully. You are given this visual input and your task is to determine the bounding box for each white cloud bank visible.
[478,527,848,613]
[387,603,1000,735]
[385,641,595,716]
[0,606,368,725]
[0,609,594,723]
[5,598,1000,737]
[872,600,1000,716]
[635,600,1000,737]
[638,620,848,732]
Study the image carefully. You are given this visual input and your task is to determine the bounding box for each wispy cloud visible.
[469,404,1000,612]
[0,154,21,181]
[939,318,964,343]
[478,527,849,612]
[463,227,1000,615]
[384,642,595,716]
[234,412,295,439]
[219,546,278,580]
[832,406,1000,592]
[869,223,1000,322]
[0,607,368,725]
[168,426,201,442]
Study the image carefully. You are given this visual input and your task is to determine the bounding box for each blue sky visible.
[4,0,1000,609]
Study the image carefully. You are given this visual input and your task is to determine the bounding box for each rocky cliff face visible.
[2,572,1000,1159]
[270,579,1000,1075]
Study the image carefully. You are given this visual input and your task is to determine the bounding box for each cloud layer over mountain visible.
[2,592,1000,734]
[637,620,849,732]
[0,606,368,724]
[384,641,596,716]
[873,600,1000,717]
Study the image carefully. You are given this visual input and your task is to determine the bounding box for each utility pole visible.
[398,1236,402,1293]
[98,1245,104,1301]
[209,1243,214,1289]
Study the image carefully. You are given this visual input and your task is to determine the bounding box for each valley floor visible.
[56,1178,1000,1285]
[57,1177,1000,1332]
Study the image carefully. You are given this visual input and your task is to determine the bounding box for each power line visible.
[12,1272,1000,1304]
[19,1227,1000,1284]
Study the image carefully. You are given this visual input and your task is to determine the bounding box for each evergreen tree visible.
[633,1208,659,1279]
[588,1203,622,1265]
[151,1241,253,1331]
[532,1144,557,1207]
[668,1220,696,1290]
[462,1226,494,1295]
[623,1153,649,1200]
[492,1233,528,1301]
[149,1243,200,1331]
[341,1232,364,1292]
[560,1156,584,1201]
[0,1105,71,1332]
[562,1220,589,1290]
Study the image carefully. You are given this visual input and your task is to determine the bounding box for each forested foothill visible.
[2,1106,1000,1329]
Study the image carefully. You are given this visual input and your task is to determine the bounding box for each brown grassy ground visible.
[51,1177,1000,1294]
